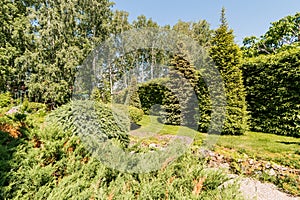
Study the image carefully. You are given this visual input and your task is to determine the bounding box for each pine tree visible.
[209,8,248,135]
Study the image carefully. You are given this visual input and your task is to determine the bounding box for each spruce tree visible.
[209,8,248,135]
[162,43,199,127]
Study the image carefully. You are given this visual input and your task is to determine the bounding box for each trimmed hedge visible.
[242,47,300,137]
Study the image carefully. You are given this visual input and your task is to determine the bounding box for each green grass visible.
[212,132,300,169]
[137,115,300,169]
[136,115,300,196]
[135,115,199,137]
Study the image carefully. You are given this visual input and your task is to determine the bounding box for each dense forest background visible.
[1,0,299,136]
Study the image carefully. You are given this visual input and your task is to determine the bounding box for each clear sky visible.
[111,0,300,44]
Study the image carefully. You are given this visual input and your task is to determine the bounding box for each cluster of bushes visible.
[0,121,243,199]
[47,101,131,148]
[0,93,11,108]
[242,47,300,137]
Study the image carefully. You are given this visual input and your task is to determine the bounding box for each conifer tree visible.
[126,76,141,109]
[209,8,248,135]
[162,43,199,126]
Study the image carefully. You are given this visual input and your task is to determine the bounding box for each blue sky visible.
[111,0,300,44]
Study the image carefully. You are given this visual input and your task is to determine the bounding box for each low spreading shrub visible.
[21,101,46,113]
[47,100,130,148]
[0,92,12,108]
[0,123,243,200]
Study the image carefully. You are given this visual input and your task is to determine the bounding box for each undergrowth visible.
[0,106,244,199]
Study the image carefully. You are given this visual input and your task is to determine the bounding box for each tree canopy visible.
[242,12,300,56]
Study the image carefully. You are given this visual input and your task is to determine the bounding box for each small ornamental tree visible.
[126,76,142,109]
[209,8,248,135]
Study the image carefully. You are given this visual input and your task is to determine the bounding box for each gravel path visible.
[239,177,299,200]
[223,174,299,200]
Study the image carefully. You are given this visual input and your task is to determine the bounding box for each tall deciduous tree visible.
[242,12,300,56]
[0,0,29,93]
[18,0,113,105]
[209,8,248,135]
[173,19,213,48]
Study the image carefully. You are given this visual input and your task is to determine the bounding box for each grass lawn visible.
[136,115,300,169]
[135,115,300,195]
[212,132,300,169]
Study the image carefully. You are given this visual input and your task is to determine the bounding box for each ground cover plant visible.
[0,104,245,199]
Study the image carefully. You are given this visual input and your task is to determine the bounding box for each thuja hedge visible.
[242,48,300,137]
[138,78,169,115]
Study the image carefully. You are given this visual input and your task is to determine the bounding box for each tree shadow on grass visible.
[276,141,300,145]
[130,123,141,131]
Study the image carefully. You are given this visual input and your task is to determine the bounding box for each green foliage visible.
[15,0,113,104]
[112,104,144,124]
[20,100,47,114]
[128,106,144,123]
[90,87,102,102]
[0,123,243,199]
[47,101,130,147]
[161,49,199,126]
[113,89,128,105]
[242,47,300,137]
[0,0,28,92]
[242,12,300,56]
[126,77,142,109]
[0,92,12,108]
[138,78,168,115]
[209,8,248,135]
[172,19,213,48]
